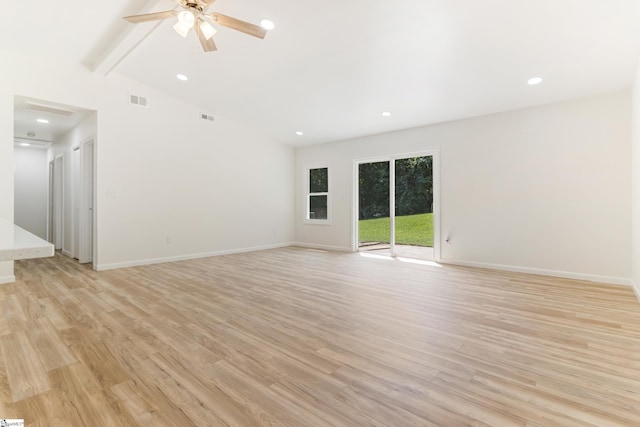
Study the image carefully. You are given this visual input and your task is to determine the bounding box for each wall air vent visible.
[25,101,75,116]
[129,94,148,108]
[201,113,214,122]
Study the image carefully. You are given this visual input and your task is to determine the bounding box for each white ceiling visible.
[5,0,640,146]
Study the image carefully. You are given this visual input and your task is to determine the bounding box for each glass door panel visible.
[358,161,390,254]
[394,156,434,260]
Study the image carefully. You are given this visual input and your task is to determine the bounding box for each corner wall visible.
[632,59,640,300]
[295,91,632,285]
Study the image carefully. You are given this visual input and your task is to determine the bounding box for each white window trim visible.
[304,165,331,225]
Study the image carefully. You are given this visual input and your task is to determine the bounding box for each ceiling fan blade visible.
[194,21,218,52]
[124,10,178,23]
[200,0,217,7]
[207,12,267,39]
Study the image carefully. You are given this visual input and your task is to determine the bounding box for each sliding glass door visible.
[358,161,391,255]
[357,154,435,260]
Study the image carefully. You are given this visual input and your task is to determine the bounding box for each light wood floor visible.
[1,247,640,426]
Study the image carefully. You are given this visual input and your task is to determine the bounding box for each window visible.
[307,167,329,222]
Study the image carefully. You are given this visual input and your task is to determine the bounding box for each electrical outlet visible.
[166,237,172,244]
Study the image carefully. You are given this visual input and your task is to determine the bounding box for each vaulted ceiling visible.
[5,0,640,146]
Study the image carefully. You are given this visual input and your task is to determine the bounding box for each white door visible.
[48,160,54,243]
[53,155,64,250]
[79,140,94,264]
[72,146,80,259]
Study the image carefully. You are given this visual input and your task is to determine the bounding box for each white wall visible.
[0,86,14,283]
[0,51,295,276]
[295,92,632,285]
[14,146,48,239]
[97,74,295,269]
[632,59,640,299]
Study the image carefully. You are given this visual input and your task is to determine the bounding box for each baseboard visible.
[62,250,72,258]
[95,242,294,271]
[0,275,16,285]
[440,258,633,287]
[291,242,353,252]
[632,280,640,302]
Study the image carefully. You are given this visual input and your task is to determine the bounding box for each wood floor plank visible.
[47,363,136,427]
[0,330,51,401]
[27,318,77,372]
[0,248,638,426]
[60,327,130,389]
[147,350,255,426]
[0,334,12,415]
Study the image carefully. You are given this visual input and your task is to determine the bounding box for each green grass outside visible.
[359,213,433,247]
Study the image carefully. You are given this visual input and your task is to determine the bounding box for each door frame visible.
[352,149,440,261]
[47,160,54,243]
[78,138,95,265]
[71,145,80,259]
[51,154,64,251]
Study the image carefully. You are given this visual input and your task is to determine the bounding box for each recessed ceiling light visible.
[260,19,275,30]
[527,77,543,85]
[176,74,188,81]
[36,118,49,124]
[20,143,30,147]
[381,112,391,117]
[296,131,304,136]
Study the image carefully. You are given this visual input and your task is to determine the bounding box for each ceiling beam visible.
[92,0,177,76]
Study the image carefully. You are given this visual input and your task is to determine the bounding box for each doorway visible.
[14,95,97,266]
[356,151,439,260]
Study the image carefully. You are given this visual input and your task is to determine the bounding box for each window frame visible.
[304,166,331,225]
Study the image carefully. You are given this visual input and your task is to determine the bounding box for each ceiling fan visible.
[123,0,272,52]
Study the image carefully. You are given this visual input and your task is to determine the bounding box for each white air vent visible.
[129,94,148,107]
[201,113,214,122]
[25,101,75,116]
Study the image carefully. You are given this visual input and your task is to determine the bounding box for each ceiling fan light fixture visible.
[178,10,195,27]
[200,20,216,40]
[260,19,275,30]
[173,10,195,37]
[173,21,190,38]
[124,5,268,53]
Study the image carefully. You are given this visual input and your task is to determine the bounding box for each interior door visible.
[48,160,54,243]
[72,146,80,259]
[53,155,64,250]
[79,140,94,264]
